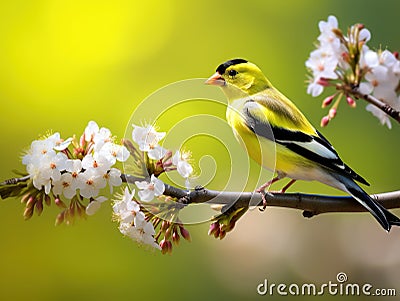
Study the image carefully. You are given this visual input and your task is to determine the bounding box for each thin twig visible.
[350,87,400,123]
[0,175,30,185]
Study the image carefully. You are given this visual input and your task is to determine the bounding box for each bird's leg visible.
[256,175,283,211]
[256,176,281,193]
[279,179,296,193]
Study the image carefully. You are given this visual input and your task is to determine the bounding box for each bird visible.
[205,58,400,232]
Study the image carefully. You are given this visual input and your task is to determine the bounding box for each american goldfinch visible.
[205,58,400,231]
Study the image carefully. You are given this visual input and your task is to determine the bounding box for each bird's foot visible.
[256,176,283,211]
[256,179,297,211]
[256,188,269,212]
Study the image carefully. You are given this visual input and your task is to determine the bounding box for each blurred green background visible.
[1,0,400,300]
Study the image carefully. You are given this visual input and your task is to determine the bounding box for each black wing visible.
[243,100,369,186]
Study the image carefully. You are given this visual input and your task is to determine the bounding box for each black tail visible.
[375,201,400,227]
[336,174,400,231]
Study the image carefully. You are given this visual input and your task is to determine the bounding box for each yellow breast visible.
[226,104,316,178]
[226,105,277,172]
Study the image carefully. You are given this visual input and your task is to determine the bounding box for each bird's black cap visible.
[216,58,248,74]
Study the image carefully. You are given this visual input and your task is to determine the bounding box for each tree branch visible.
[3,174,400,219]
[351,87,400,123]
[121,174,400,218]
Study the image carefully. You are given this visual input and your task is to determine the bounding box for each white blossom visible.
[362,49,400,127]
[84,121,100,142]
[118,221,161,250]
[118,211,160,250]
[85,196,108,216]
[305,53,338,80]
[307,80,324,97]
[27,152,68,194]
[113,187,140,224]
[93,127,112,152]
[84,121,112,151]
[318,15,341,51]
[132,125,167,160]
[79,168,107,199]
[28,165,52,194]
[393,60,400,77]
[307,15,400,129]
[359,28,371,42]
[64,159,83,185]
[52,173,78,199]
[366,104,392,129]
[130,215,159,248]
[82,154,112,173]
[135,174,165,202]
[113,187,160,250]
[306,15,344,97]
[318,15,338,34]
[172,151,193,178]
[46,133,73,151]
[22,139,56,166]
[103,168,122,193]
[98,142,130,164]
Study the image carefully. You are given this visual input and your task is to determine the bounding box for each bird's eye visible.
[228,69,238,77]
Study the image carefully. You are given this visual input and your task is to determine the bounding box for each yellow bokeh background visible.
[1,1,400,300]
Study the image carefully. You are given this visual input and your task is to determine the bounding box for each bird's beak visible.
[205,72,225,86]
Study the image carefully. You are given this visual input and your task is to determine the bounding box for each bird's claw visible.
[257,189,268,212]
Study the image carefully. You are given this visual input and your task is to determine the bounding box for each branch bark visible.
[351,87,400,123]
[3,174,400,219]
[121,174,400,218]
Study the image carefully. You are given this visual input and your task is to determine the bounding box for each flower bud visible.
[317,78,329,87]
[163,150,173,161]
[69,205,75,218]
[162,160,173,168]
[328,108,337,119]
[55,211,65,226]
[161,220,169,231]
[320,116,330,127]
[394,52,399,59]
[322,95,335,108]
[346,96,356,107]
[179,225,191,242]
[208,222,219,236]
[77,204,85,217]
[26,196,36,208]
[172,231,180,245]
[160,239,168,255]
[165,227,172,240]
[23,206,34,220]
[21,193,31,204]
[341,52,350,63]
[167,240,173,255]
[55,198,67,209]
[44,194,51,206]
[213,226,220,239]
[332,28,344,39]
[219,229,226,240]
[35,199,43,216]
[79,134,86,148]
[227,220,237,232]
[73,147,85,157]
